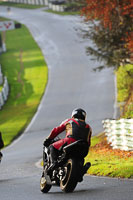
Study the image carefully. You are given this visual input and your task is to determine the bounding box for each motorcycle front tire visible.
[60,158,79,193]
[40,174,52,193]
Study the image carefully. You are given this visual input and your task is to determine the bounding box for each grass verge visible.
[0,18,48,146]
[0,1,44,9]
[45,9,80,16]
[85,133,133,178]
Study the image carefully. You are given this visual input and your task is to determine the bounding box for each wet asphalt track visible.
[0,6,132,200]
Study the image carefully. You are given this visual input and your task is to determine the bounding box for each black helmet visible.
[71,108,86,120]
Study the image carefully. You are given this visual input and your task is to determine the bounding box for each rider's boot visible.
[78,162,91,182]
[83,162,91,174]
[47,145,58,175]
[0,152,3,163]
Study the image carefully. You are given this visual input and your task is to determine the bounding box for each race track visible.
[0,6,132,200]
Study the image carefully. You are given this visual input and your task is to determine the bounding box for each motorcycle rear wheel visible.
[60,159,78,193]
[40,175,52,193]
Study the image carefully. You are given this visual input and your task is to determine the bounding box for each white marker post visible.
[0,21,15,53]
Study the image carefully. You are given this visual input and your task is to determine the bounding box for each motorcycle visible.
[0,132,4,163]
[0,152,3,163]
[40,138,91,193]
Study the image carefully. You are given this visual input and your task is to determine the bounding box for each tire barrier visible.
[102,119,133,151]
[48,3,65,11]
[0,76,9,110]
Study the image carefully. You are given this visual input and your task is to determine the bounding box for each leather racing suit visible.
[48,118,92,150]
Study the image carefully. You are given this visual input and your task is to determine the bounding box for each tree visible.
[82,0,133,69]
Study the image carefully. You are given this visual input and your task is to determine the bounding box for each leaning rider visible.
[43,108,92,172]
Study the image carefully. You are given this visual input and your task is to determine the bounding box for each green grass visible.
[0,17,8,21]
[91,134,101,147]
[45,9,80,16]
[86,152,133,178]
[85,134,133,178]
[0,1,44,9]
[0,20,48,146]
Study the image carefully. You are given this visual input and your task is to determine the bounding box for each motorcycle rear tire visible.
[40,175,52,193]
[60,159,78,193]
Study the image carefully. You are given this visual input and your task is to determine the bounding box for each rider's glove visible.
[43,138,52,147]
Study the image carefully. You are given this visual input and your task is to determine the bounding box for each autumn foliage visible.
[82,0,133,65]
[82,0,133,28]
[91,134,133,159]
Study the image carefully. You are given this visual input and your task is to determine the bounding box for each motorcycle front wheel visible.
[60,159,78,193]
[40,174,52,193]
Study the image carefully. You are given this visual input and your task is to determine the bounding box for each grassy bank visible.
[45,9,80,16]
[0,19,48,146]
[85,133,133,178]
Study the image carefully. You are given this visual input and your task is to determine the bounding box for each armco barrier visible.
[0,76,9,110]
[102,119,133,151]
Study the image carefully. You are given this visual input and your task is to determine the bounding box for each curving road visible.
[0,6,132,200]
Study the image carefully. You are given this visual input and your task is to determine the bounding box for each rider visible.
[43,108,92,172]
[0,132,4,162]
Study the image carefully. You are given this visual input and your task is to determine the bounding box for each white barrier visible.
[102,119,133,151]
[0,92,4,109]
[51,4,65,12]
[24,0,27,4]
[0,76,9,109]
[6,0,66,11]
[3,77,9,99]
[44,0,48,6]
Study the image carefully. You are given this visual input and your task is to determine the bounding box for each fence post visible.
[4,77,9,98]
[0,92,4,109]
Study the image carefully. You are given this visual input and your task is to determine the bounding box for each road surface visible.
[0,6,116,135]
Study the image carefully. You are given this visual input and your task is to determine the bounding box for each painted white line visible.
[35,159,43,169]
[85,174,133,181]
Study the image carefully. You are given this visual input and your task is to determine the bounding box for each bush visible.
[116,64,133,118]
[117,64,133,102]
